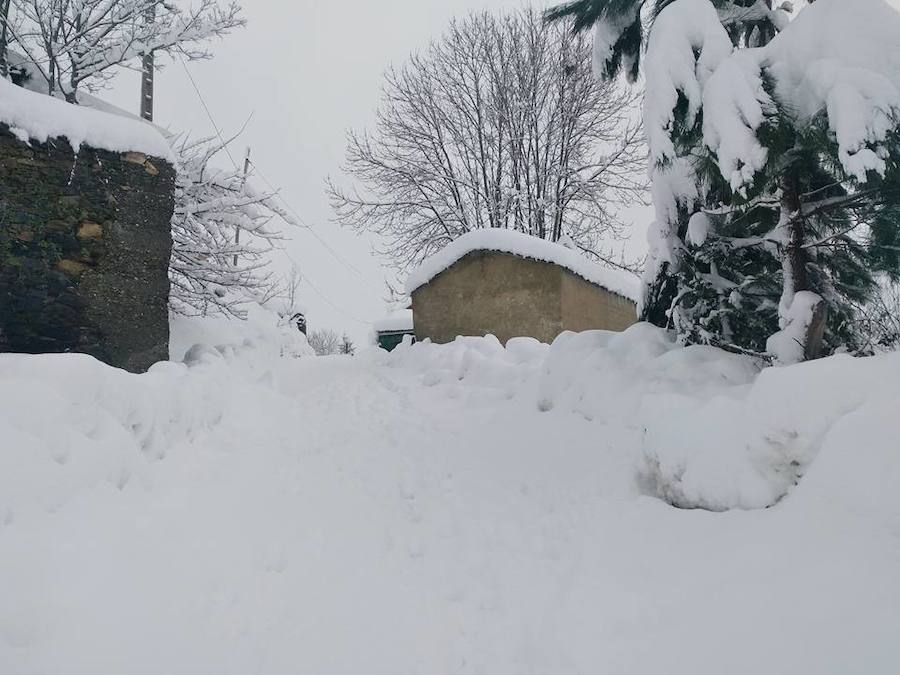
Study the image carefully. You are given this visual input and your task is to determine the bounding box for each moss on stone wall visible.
[0,125,174,372]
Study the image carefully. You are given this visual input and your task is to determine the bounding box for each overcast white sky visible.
[104,0,900,343]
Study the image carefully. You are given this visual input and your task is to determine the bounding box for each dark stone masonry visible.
[0,124,175,373]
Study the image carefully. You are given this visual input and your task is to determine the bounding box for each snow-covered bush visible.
[169,135,297,319]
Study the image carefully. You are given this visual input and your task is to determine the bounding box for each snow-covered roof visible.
[374,309,414,334]
[405,230,640,301]
[0,77,173,160]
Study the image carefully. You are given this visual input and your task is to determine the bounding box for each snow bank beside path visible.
[388,324,900,511]
[0,77,173,159]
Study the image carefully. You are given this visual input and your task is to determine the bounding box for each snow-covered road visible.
[2,325,900,674]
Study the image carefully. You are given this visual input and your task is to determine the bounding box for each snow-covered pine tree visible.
[699,0,900,362]
[548,0,793,356]
[638,0,791,356]
[549,0,900,363]
[169,135,297,319]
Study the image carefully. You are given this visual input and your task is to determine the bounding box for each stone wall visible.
[411,250,637,345]
[0,125,175,372]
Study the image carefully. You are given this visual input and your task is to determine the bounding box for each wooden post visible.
[140,6,155,121]
[234,147,251,266]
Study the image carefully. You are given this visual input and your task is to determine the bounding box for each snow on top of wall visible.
[374,309,414,334]
[405,229,640,301]
[0,77,173,160]
[703,0,900,189]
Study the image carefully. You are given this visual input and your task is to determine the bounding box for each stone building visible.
[406,230,638,345]
[0,79,175,372]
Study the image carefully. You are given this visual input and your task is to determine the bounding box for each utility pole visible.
[234,146,251,266]
[140,5,155,121]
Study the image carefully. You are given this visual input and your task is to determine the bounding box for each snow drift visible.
[2,322,899,674]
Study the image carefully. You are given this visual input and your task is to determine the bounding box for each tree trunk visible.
[0,0,11,79]
[780,171,827,361]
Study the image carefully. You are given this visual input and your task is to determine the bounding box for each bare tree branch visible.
[327,7,647,270]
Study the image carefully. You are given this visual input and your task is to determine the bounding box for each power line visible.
[178,57,239,171]
[281,248,372,325]
[177,59,374,326]
[179,58,365,280]
[247,159,366,280]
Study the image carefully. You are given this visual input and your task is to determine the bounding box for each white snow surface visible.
[405,229,640,301]
[374,309,414,333]
[2,320,900,673]
[0,77,172,159]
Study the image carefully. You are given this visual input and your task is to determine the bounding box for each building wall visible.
[412,250,638,345]
[560,272,637,333]
[412,251,563,345]
[0,125,174,372]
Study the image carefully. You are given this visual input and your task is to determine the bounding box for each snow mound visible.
[170,305,314,364]
[374,325,900,512]
[379,334,548,402]
[404,229,640,301]
[0,78,173,159]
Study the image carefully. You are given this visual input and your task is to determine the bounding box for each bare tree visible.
[854,281,900,354]
[5,0,243,101]
[307,329,341,357]
[328,8,646,270]
[169,134,296,319]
